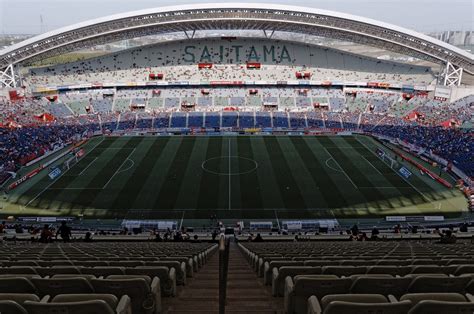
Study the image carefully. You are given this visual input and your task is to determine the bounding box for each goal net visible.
[63,155,79,171]
[376,148,398,169]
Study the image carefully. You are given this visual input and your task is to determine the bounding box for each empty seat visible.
[304,260,341,267]
[350,276,411,298]
[74,261,109,267]
[400,292,470,305]
[0,293,41,314]
[408,275,471,293]
[264,261,304,285]
[91,276,161,314]
[1,261,39,267]
[126,266,176,297]
[47,266,83,276]
[0,277,36,293]
[52,274,97,281]
[25,299,123,314]
[144,261,186,285]
[410,265,447,274]
[0,267,37,275]
[257,257,291,277]
[38,260,74,267]
[367,266,411,277]
[46,293,132,314]
[272,266,322,297]
[407,300,474,314]
[340,260,374,266]
[82,267,126,277]
[0,300,28,314]
[455,265,474,275]
[377,260,410,266]
[284,275,352,314]
[162,257,195,277]
[322,266,367,277]
[307,294,412,314]
[31,277,94,297]
[109,261,145,267]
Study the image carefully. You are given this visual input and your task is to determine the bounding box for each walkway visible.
[165,241,281,313]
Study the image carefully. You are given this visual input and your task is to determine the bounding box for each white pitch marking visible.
[78,157,98,176]
[22,137,105,210]
[355,137,430,202]
[102,148,136,189]
[359,154,383,175]
[321,146,358,189]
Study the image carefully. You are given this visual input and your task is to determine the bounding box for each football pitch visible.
[5,135,467,220]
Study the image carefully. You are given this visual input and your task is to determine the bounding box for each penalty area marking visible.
[21,137,106,211]
[102,148,136,189]
[323,156,358,189]
[116,159,135,175]
[78,157,98,176]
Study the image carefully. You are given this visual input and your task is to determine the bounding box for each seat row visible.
[0,293,134,314]
[255,256,474,270]
[0,262,191,285]
[284,274,474,314]
[0,266,179,296]
[306,292,474,314]
[0,275,160,314]
[268,264,474,289]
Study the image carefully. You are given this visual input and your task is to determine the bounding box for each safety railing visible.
[219,234,231,314]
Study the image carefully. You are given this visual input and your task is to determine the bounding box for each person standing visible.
[56,221,72,242]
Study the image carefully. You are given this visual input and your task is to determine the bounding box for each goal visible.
[63,155,79,171]
[376,148,398,169]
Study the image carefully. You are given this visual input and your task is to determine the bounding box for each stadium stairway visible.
[164,242,281,314]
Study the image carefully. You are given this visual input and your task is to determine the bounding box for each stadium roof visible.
[0,3,473,73]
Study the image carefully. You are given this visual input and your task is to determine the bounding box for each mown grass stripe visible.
[237,136,263,210]
[345,137,424,203]
[70,137,142,209]
[111,137,170,209]
[263,136,306,209]
[351,136,428,205]
[23,137,118,209]
[196,137,223,209]
[319,137,393,209]
[153,137,197,209]
[290,136,346,208]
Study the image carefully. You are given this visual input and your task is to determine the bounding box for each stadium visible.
[0,2,473,313]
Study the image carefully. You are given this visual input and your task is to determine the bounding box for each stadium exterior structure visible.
[0,3,473,88]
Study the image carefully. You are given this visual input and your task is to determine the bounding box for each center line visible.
[228,138,231,211]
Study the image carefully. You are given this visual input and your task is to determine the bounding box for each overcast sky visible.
[0,0,472,34]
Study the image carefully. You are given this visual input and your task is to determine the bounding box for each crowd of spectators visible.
[0,90,472,184]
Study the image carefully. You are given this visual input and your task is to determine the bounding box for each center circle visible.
[201,156,258,176]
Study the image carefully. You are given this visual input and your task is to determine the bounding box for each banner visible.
[48,167,62,180]
[399,167,412,179]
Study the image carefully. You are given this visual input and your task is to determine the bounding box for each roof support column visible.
[263,30,275,39]
[0,64,20,88]
[184,30,196,39]
[443,61,463,86]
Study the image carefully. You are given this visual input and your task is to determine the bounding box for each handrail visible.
[219,234,231,314]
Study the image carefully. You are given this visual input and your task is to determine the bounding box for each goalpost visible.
[376,148,398,169]
[63,155,79,171]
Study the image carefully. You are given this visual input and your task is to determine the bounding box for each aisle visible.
[165,241,281,314]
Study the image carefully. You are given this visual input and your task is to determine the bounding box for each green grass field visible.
[3,135,467,220]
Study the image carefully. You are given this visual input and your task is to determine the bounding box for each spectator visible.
[39,224,53,243]
[439,230,457,244]
[56,221,72,242]
[84,232,93,242]
[253,233,264,242]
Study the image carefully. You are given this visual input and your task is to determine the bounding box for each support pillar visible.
[0,64,20,88]
[443,62,463,87]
